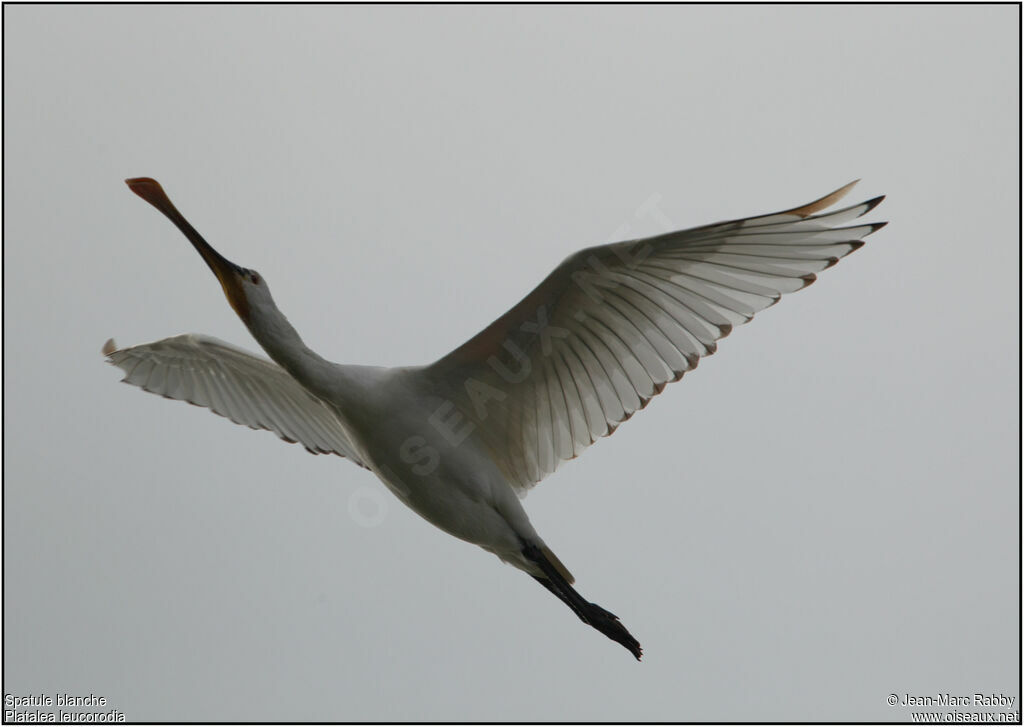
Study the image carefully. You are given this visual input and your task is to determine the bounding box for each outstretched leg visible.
[522,543,642,660]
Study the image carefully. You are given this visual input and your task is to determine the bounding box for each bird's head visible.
[125,177,269,323]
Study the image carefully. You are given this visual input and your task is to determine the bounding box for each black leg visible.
[524,544,642,660]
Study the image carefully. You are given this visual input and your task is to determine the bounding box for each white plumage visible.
[106,178,885,659]
[104,333,367,464]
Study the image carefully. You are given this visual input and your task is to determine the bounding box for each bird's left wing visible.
[103,333,368,467]
[425,182,885,495]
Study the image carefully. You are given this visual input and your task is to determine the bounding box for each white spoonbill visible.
[105,178,885,659]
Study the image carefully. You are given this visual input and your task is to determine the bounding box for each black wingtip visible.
[860,195,886,216]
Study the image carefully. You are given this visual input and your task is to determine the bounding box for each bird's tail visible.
[522,542,642,660]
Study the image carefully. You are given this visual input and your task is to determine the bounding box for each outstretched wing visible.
[426,182,886,495]
[103,333,368,468]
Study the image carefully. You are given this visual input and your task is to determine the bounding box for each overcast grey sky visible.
[3,4,1019,722]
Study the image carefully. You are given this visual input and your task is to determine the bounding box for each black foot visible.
[525,545,642,661]
[580,599,642,660]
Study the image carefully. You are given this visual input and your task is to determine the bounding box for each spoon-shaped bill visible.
[125,177,250,319]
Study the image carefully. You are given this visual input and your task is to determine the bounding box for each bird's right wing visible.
[103,333,368,468]
[426,182,885,495]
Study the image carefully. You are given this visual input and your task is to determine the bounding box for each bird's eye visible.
[250,272,261,284]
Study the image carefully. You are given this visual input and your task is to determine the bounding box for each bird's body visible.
[107,178,886,659]
[339,365,544,572]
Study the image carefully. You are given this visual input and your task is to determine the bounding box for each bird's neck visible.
[245,302,337,397]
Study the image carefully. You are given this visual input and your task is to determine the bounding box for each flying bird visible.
[105,178,885,659]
